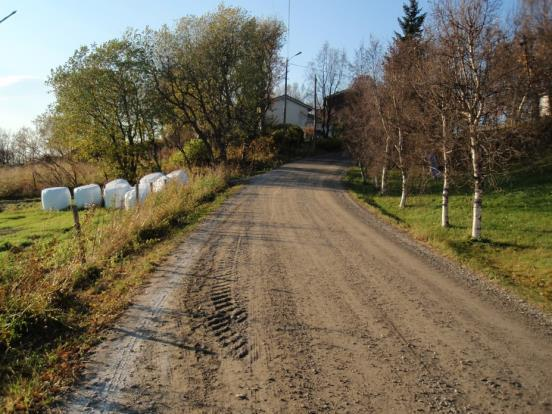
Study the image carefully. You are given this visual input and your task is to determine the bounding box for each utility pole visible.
[313,75,317,141]
[0,10,16,25]
[284,58,289,126]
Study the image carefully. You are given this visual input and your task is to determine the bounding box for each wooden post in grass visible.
[71,204,86,264]
[135,183,140,208]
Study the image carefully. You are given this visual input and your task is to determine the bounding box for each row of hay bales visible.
[41,170,188,211]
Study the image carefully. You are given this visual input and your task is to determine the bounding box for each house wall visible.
[266,99,310,128]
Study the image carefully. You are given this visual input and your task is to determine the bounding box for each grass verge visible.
[0,201,115,261]
[344,161,552,312]
[0,167,232,411]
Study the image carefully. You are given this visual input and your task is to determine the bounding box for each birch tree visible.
[413,39,459,227]
[384,39,428,208]
[434,0,504,239]
[352,39,393,194]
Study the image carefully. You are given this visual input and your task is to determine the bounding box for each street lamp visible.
[0,11,16,25]
[283,51,302,126]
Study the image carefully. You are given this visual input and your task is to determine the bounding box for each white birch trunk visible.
[399,169,407,208]
[380,130,391,195]
[469,124,482,239]
[441,115,450,228]
[358,161,367,184]
[380,164,387,195]
[441,159,450,228]
[397,127,407,208]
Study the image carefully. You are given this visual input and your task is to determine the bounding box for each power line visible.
[0,10,16,25]
[289,62,309,69]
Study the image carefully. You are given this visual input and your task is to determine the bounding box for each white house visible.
[265,95,312,128]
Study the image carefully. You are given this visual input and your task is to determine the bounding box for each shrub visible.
[247,136,277,164]
[316,137,343,152]
[183,138,211,167]
[271,124,304,157]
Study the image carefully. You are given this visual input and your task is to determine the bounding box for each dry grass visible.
[0,166,230,411]
[0,162,103,200]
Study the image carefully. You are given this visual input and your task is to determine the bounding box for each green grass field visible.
[0,202,115,259]
[0,202,75,256]
[345,157,552,311]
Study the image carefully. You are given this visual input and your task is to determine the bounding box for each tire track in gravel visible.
[61,155,552,413]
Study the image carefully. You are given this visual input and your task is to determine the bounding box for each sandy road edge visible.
[53,184,245,412]
[340,175,552,337]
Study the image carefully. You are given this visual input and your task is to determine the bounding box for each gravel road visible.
[62,155,552,413]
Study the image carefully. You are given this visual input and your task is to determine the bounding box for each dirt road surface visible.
[62,156,552,413]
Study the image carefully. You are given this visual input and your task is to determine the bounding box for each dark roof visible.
[272,94,312,110]
[325,89,351,112]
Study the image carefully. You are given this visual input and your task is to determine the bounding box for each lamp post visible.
[0,10,16,25]
[283,51,302,126]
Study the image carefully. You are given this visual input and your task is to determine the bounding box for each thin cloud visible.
[0,75,41,88]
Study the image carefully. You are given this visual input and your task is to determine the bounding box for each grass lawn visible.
[0,202,74,253]
[0,202,114,259]
[344,157,552,311]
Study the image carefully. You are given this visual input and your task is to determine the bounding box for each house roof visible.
[272,94,312,110]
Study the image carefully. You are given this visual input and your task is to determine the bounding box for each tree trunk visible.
[358,161,367,184]
[441,115,450,228]
[397,127,407,208]
[32,167,37,192]
[469,124,482,239]
[380,135,390,195]
[399,169,407,208]
[441,156,450,228]
[380,165,387,195]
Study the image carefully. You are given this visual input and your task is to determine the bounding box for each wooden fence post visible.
[135,183,140,208]
[71,204,86,264]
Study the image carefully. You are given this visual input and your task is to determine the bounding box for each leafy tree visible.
[148,6,284,163]
[48,32,162,182]
[395,0,426,41]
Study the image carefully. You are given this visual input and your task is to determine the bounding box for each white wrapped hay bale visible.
[167,169,189,185]
[124,183,150,209]
[41,187,71,211]
[124,188,138,210]
[152,175,169,193]
[74,184,102,208]
[105,178,130,189]
[104,182,131,209]
[139,172,164,185]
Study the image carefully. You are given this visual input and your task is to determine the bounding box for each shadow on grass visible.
[447,238,531,258]
[345,173,405,224]
[367,199,405,224]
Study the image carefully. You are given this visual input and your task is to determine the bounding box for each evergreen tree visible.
[395,0,426,41]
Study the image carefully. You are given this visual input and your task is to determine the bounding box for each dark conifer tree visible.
[395,0,426,41]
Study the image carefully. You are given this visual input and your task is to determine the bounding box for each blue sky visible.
[0,0,516,132]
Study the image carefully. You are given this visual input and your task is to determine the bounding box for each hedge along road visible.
[62,155,552,414]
